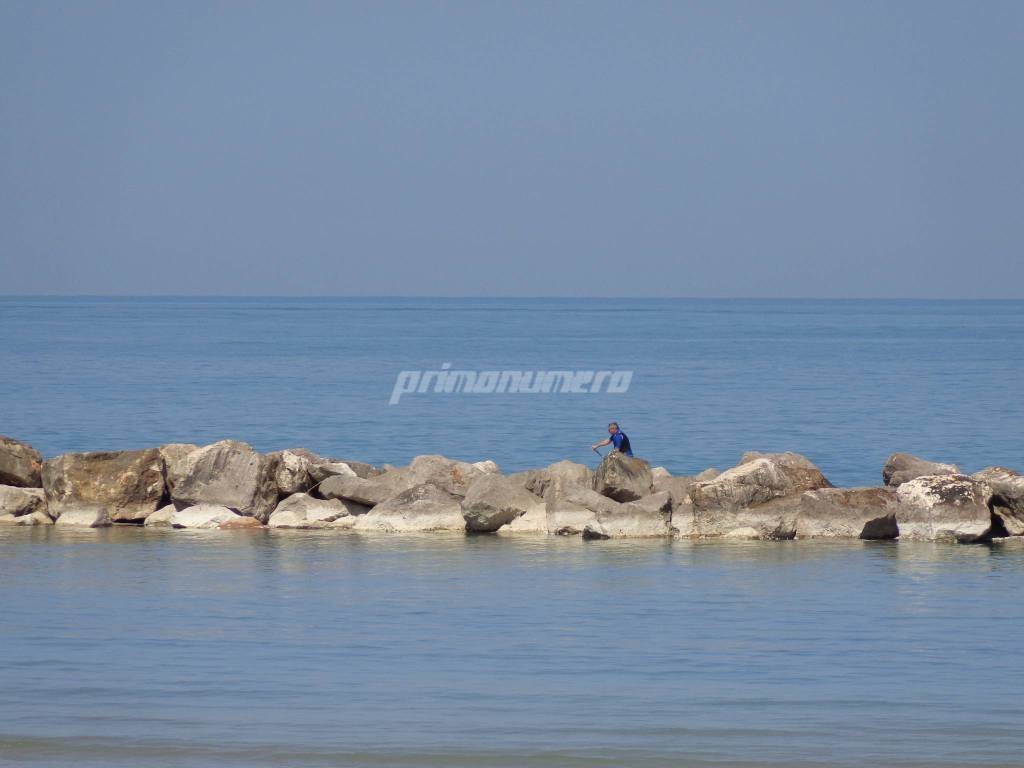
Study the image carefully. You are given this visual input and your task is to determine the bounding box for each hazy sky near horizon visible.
[1,1,1022,298]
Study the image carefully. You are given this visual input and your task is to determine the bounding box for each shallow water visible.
[2,297,1023,485]
[2,527,1023,767]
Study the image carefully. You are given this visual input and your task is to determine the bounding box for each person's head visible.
[607,422,619,435]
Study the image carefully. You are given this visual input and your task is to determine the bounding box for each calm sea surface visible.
[1,297,1023,767]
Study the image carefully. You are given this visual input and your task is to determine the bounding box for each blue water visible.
[2,297,1022,485]
[2,530,1024,767]
[2,297,1024,768]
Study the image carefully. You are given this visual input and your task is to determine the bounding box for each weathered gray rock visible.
[352,483,465,533]
[0,436,43,487]
[268,493,364,529]
[545,486,620,535]
[794,487,900,539]
[287,449,381,482]
[267,450,314,496]
[143,504,176,527]
[167,504,241,529]
[319,471,412,506]
[692,494,802,540]
[0,485,47,518]
[583,491,674,539]
[406,454,495,498]
[691,452,831,513]
[158,443,199,491]
[592,453,653,502]
[319,455,493,507]
[883,453,960,487]
[14,510,53,526]
[55,506,111,528]
[168,441,277,521]
[43,449,165,522]
[895,474,993,542]
[974,467,1024,535]
[461,474,544,532]
[522,460,593,502]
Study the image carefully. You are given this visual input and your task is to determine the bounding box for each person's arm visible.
[591,438,611,450]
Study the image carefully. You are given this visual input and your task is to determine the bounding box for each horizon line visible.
[1,294,1023,302]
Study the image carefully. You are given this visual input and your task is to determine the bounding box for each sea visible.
[1,296,1023,767]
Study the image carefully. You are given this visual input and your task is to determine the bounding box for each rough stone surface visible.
[168,441,278,521]
[406,455,492,498]
[461,474,544,532]
[522,460,593,502]
[592,453,653,502]
[693,494,803,540]
[974,467,1024,535]
[0,436,43,487]
[352,483,466,532]
[545,486,620,535]
[268,493,362,529]
[267,450,314,496]
[895,474,993,542]
[318,471,412,506]
[144,505,176,527]
[319,455,490,507]
[690,452,831,514]
[795,487,900,539]
[167,505,241,529]
[14,510,53,526]
[583,491,674,539]
[43,449,165,522]
[0,485,47,518]
[54,506,112,528]
[883,453,960,487]
[158,444,199,491]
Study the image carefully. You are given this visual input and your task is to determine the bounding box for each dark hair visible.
[608,422,619,429]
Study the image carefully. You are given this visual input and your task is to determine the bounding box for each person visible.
[591,422,633,457]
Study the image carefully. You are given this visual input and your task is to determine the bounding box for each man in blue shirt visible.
[591,422,633,457]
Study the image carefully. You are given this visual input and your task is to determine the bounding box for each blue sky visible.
[1,1,1021,297]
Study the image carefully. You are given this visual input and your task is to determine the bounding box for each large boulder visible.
[693,494,802,540]
[267,450,315,496]
[691,452,830,513]
[143,504,176,527]
[406,454,495,498]
[285,449,381,482]
[592,453,653,502]
[43,449,165,522]
[0,485,47,519]
[168,441,278,521]
[158,444,200,491]
[319,455,494,507]
[165,504,243,529]
[545,486,620,536]
[523,460,593,501]
[688,452,830,539]
[883,453,960,487]
[54,506,111,528]
[794,487,900,539]
[895,474,994,542]
[14,511,53,526]
[0,436,43,488]
[318,470,414,506]
[974,467,1024,535]
[583,491,674,539]
[268,493,365,529]
[461,474,545,533]
[351,483,465,533]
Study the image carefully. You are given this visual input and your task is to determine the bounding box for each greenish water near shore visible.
[2,527,1022,767]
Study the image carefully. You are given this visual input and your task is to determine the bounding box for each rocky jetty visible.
[0,436,1019,544]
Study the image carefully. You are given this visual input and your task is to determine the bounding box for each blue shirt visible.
[609,431,633,456]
